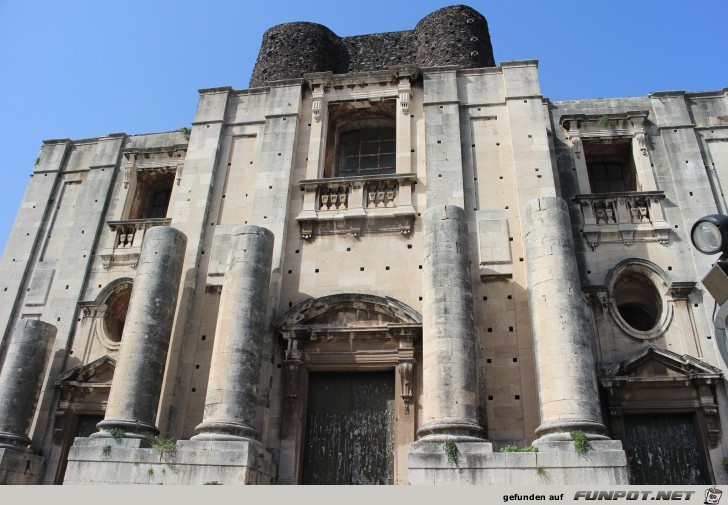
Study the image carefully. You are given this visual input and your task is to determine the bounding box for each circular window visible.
[614,272,662,332]
[103,285,132,343]
[608,263,672,340]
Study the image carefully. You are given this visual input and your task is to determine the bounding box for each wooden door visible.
[302,371,394,485]
[56,414,104,484]
[623,413,710,485]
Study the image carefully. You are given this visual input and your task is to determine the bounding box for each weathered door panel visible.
[623,413,709,485]
[56,414,104,484]
[76,415,105,437]
[303,371,394,485]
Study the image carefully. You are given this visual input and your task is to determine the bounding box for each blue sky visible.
[1,0,726,253]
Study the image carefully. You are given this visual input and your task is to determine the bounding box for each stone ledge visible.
[408,440,628,485]
[64,438,276,485]
[0,448,45,485]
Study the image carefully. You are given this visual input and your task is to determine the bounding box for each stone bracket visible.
[704,407,721,448]
[398,362,414,414]
[397,332,416,415]
[283,338,303,403]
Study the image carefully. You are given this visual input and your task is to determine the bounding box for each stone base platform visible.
[63,438,276,485]
[0,447,45,484]
[408,440,629,485]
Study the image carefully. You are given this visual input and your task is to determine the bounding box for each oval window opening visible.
[104,286,132,343]
[614,272,662,332]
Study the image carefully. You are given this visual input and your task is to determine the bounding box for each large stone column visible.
[96,226,186,440]
[417,205,484,440]
[0,319,57,451]
[522,196,607,441]
[193,225,274,441]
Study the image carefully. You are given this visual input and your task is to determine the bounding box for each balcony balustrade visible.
[296,173,417,239]
[575,191,670,249]
[99,218,171,268]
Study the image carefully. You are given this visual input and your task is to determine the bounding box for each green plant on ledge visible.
[535,466,546,476]
[108,428,125,442]
[570,430,590,455]
[178,126,191,139]
[146,467,155,479]
[151,437,177,461]
[597,115,611,128]
[101,444,111,457]
[499,444,538,453]
[443,440,460,466]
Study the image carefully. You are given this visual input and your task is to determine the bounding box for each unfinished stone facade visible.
[0,5,727,485]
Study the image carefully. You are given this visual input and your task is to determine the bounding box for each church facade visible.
[1,5,727,485]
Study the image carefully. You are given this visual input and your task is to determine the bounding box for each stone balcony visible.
[295,173,417,239]
[575,191,670,250]
[99,218,171,268]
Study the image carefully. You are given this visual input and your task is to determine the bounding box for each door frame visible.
[274,293,422,485]
[281,329,419,485]
[599,345,722,484]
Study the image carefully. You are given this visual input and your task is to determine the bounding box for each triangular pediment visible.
[600,345,722,384]
[54,355,116,387]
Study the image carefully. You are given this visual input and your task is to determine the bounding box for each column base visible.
[93,418,159,442]
[416,419,486,442]
[0,447,45,484]
[535,420,609,442]
[0,431,32,453]
[191,420,259,441]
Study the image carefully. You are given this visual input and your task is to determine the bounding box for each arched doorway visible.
[274,293,421,485]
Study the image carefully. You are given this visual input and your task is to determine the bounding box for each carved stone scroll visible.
[398,362,414,415]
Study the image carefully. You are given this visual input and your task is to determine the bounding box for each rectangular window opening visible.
[583,138,637,193]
